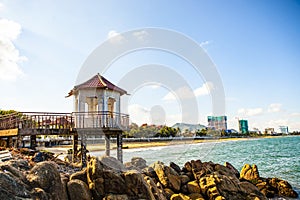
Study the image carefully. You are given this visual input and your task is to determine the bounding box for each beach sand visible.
[37,137,256,156]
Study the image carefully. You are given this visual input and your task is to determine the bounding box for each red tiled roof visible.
[66,74,127,97]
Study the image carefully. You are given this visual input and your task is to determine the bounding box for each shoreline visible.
[38,135,290,156]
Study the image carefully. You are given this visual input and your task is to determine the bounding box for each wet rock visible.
[0,163,26,181]
[240,164,260,182]
[26,161,67,200]
[239,181,267,200]
[164,188,175,199]
[67,179,92,200]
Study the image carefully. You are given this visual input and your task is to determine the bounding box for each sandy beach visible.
[37,136,259,156]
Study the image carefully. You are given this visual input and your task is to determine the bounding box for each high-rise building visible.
[207,116,227,130]
[239,119,248,134]
[279,126,289,134]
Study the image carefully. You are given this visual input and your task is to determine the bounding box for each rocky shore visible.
[0,147,298,200]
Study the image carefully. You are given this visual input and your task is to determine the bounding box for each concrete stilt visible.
[6,137,13,148]
[81,133,87,168]
[117,133,123,163]
[73,133,78,162]
[30,135,36,150]
[105,134,110,156]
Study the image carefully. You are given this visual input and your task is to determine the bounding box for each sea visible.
[91,136,300,199]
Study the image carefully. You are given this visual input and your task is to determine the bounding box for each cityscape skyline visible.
[0,1,300,131]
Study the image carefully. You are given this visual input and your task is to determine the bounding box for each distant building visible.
[207,116,227,130]
[279,126,289,134]
[264,128,275,135]
[239,119,248,134]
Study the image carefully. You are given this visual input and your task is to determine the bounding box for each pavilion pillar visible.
[117,133,123,163]
[30,135,36,150]
[73,133,78,162]
[104,134,110,156]
[15,135,22,148]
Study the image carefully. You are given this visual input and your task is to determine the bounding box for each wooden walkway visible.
[0,111,129,164]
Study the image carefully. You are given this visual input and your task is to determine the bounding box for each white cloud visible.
[0,3,4,11]
[132,30,149,42]
[128,104,150,125]
[107,30,125,44]
[238,107,263,117]
[268,103,282,113]
[163,82,213,101]
[194,82,214,96]
[290,112,300,117]
[0,19,27,81]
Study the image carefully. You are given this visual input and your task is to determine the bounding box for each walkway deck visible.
[0,111,129,163]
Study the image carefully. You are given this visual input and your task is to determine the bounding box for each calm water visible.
[92,136,300,198]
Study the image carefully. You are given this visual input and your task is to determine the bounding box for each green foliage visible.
[123,123,179,138]
[0,110,18,116]
[195,128,207,136]
[155,126,179,137]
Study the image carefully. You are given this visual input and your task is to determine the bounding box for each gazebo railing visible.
[72,111,129,130]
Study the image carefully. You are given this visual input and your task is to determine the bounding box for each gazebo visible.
[67,73,129,163]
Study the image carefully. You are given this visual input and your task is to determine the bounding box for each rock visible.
[164,188,175,199]
[0,171,30,199]
[240,164,260,182]
[86,157,104,199]
[180,174,190,185]
[67,179,92,200]
[103,170,126,194]
[239,181,267,200]
[170,162,181,174]
[26,161,67,200]
[5,159,30,171]
[123,170,155,199]
[0,164,26,181]
[70,168,88,184]
[224,162,240,178]
[100,156,126,172]
[144,176,167,200]
[30,188,49,200]
[103,194,129,200]
[188,193,205,200]
[142,166,158,179]
[130,157,148,169]
[170,193,191,200]
[266,177,298,198]
[214,163,238,178]
[151,161,181,191]
[187,180,201,194]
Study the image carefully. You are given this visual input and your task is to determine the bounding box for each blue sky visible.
[0,0,300,131]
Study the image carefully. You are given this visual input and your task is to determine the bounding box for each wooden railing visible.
[0,111,129,132]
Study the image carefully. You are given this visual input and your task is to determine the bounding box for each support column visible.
[30,135,36,150]
[73,133,78,162]
[15,135,22,148]
[81,133,87,168]
[117,133,123,163]
[6,137,13,148]
[104,134,110,156]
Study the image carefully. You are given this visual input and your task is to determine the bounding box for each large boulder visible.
[144,175,167,200]
[123,170,155,199]
[240,164,260,182]
[70,168,88,184]
[0,171,30,199]
[26,161,67,200]
[100,156,127,172]
[103,170,126,194]
[103,194,129,200]
[187,180,201,194]
[67,179,92,200]
[151,161,181,191]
